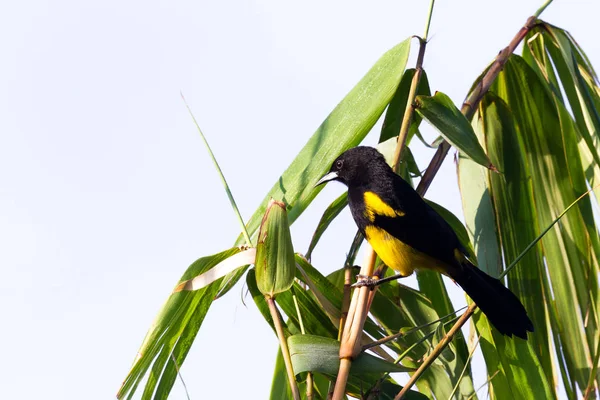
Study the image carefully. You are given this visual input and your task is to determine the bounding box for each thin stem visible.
[447,335,481,400]
[534,0,553,17]
[329,260,357,398]
[339,263,353,339]
[422,0,436,40]
[391,38,426,173]
[367,315,462,398]
[171,353,191,400]
[466,370,500,400]
[362,306,467,351]
[182,94,252,245]
[293,294,306,334]
[332,359,352,400]
[583,333,600,399]
[267,297,300,400]
[306,373,314,400]
[416,13,543,195]
[292,292,314,400]
[395,304,477,399]
[500,184,599,279]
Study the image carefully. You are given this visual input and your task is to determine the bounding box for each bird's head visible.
[315,146,387,187]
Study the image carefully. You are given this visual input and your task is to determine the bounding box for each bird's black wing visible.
[372,173,464,268]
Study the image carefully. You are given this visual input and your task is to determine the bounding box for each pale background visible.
[1,1,598,399]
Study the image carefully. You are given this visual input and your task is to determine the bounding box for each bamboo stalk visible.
[267,297,300,400]
[331,2,436,398]
[307,373,315,400]
[416,14,542,195]
[339,263,353,339]
[392,37,427,173]
[332,249,377,400]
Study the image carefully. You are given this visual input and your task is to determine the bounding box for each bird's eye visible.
[335,160,343,170]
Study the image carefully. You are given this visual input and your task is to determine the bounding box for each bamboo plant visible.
[118,1,600,398]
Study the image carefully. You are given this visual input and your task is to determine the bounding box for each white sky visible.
[1,1,598,399]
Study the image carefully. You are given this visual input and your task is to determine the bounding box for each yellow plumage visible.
[363,191,405,221]
[362,191,448,276]
[364,225,446,276]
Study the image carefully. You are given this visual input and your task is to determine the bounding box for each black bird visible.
[316,146,534,339]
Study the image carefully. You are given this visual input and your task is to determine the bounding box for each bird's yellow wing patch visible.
[364,225,447,277]
[363,191,405,222]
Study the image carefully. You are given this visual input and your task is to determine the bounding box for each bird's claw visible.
[351,274,379,288]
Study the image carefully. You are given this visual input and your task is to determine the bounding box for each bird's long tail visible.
[452,262,534,339]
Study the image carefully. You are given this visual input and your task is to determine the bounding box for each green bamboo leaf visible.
[288,331,438,400]
[536,26,600,284]
[458,146,555,400]
[117,248,241,399]
[540,25,600,170]
[270,359,328,400]
[493,55,596,393]
[543,23,600,132]
[173,248,256,292]
[255,199,296,297]
[414,129,438,149]
[457,53,600,399]
[415,91,495,170]
[288,335,413,375]
[522,32,564,101]
[402,146,423,179]
[457,157,500,277]
[183,96,251,245]
[276,283,338,339]
[474,92,553,384]
[270,349,294,400]
[294,256,343,320]
[457,88,556,400]
[219,38,412,297]
[241,39,411,237]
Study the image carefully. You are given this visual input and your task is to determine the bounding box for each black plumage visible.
[317,146,534,339]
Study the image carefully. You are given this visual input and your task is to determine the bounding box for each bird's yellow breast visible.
[364,225,446,277]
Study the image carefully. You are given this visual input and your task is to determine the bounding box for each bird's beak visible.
[315,171,338,187]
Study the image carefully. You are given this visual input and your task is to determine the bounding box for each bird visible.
[316,146,534,339]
